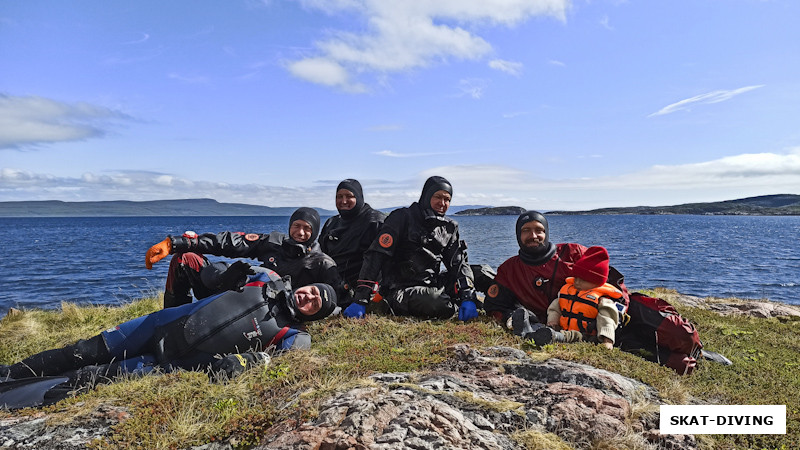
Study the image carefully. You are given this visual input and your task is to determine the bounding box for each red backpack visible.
[618,292,702,375]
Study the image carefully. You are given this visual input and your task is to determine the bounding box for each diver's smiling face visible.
[335,189,357,212]
[430,190,451,215]
[289,219,313,243]
[293,285,322,316]
[519,220,546,248]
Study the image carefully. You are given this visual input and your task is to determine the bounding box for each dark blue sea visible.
[1,215,798,315]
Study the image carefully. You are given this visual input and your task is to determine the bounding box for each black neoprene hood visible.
[289,283,337,322]
[516,210,557,266]
[289,207,321,244]
[336,179,365,219]
[418,176,453,215]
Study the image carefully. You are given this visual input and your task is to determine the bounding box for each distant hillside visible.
[0,199,337,217]
[377,205,490,214]
[547,194,800,216]
[455,206,527,216]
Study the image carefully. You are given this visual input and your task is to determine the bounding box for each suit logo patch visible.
[487,284,499,298]
[245,233,259,241]
[378,233,393,248]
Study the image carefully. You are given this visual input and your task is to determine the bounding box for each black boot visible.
[533,327,566,346]
[6,335,111,378]
[511,307,545,339]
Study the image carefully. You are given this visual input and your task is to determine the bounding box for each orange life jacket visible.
[558,277,623,334]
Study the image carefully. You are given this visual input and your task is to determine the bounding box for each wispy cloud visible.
[0,94,133,150]
[4,149,800,209]
[649,85,765,117]
[102,46,164,65]
[374,150,457,158]
[366,124,403,132]
[502,111,530,119]
[456,78,487,99]
[488,59,523,76]
[599,15,613,30]
[122,33,150,45]
[167,72,211,84]
[285,0,569,91]
[548,59,566,67]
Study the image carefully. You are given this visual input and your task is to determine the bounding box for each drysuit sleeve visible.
[276,328,311,351]
[316,254,348,300]
[171,231,268,259]
[483,281,522,324]
[442,231,474,296]
[356,209,404,283]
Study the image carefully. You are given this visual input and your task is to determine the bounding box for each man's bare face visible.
[519,220,546,248]
[294,285,322,316]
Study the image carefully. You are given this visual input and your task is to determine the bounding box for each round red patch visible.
[245,233,260,241]
[378,233,393,248]
[487,284,499,298]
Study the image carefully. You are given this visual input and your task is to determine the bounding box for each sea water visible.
[0,214,798,314]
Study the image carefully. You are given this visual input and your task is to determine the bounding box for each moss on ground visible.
[1,291,799,449]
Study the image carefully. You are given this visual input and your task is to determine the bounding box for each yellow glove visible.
[145,237,172,269]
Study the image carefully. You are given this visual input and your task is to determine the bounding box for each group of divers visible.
[0,175,728,409]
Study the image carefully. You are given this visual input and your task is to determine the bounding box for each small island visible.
[454,206,527,216]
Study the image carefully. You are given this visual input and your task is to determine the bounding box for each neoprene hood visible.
[288,283,337,322]
[418,176,453,216]
[289,207,321,244]
[516,210,557,266]
[336,179,365,219]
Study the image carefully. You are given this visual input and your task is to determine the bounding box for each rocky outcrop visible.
[0,403,129,449]
[670,293,800,318]
[1,346,696,450]
[252,345,695,450]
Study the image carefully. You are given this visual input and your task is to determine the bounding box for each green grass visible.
[2,290,799,449]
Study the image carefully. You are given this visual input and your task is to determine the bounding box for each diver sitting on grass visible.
[0,264,335,408]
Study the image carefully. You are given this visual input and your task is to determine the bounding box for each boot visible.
[701,349,733,365]
[6,335,110,378]
[533,327,566,346]
[511,308,545,339]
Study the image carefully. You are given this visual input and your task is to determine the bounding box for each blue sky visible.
[2,0,799,211]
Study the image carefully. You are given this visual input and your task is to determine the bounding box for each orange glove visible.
[145,237,172,269]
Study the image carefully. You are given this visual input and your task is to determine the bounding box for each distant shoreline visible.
[1,194,799,217]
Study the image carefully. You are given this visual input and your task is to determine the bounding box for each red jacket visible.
[485,243,588,323]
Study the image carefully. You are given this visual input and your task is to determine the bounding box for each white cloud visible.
[0,94,132,150]
[488,59,523,76]
[286,0,570,90]
[122,33,150,45]
[548,59,565,67]
[502,111,530,118]
[599,15,613,30]
[456,78,487,99]
[5,150,797,210]
[414,149,800,209]
[167,72,211,84]
[374,150,456,157]
[649,85,765,117]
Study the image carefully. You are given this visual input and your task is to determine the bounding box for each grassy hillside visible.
[1,290,799,449]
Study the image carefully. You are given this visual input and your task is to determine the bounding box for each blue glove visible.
[458,300,478,321]
[343,302,366,319]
